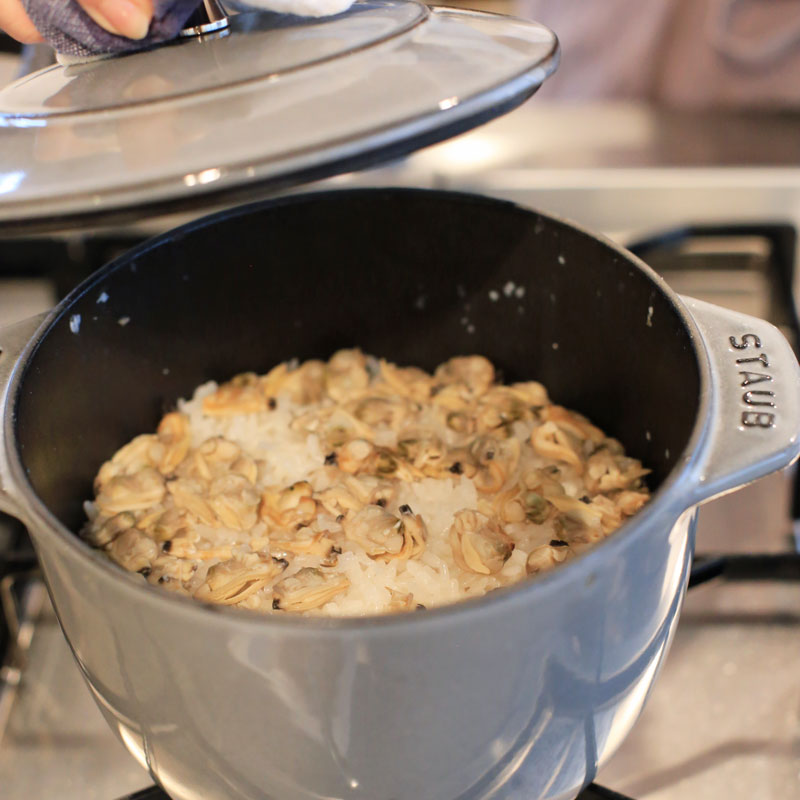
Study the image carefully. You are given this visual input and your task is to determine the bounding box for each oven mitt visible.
[22,0,356,60]
[21,1,201,59]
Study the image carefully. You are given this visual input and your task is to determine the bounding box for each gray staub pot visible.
[0,190,797,800]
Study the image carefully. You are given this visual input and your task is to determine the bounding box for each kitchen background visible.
[1,1,799,798]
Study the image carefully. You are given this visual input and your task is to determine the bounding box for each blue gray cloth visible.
[21,0,203,58]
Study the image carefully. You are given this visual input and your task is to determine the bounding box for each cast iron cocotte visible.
[0,189,797,800]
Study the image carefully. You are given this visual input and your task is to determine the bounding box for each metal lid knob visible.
[180,0,230,37]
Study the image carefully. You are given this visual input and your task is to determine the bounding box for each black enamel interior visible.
[14,189,701,530]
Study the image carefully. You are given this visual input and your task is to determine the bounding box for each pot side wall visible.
[30,507,695,800]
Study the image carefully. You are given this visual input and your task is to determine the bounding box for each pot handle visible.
[681,296,800,504]
[0,313,48,521]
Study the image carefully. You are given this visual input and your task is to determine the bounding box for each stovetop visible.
[1,103,800,800]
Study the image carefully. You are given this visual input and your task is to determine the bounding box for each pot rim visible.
[5,187,711,632]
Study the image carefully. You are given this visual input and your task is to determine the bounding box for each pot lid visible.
[0,1,558,231]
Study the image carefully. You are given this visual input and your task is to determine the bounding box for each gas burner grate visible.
[688,553,800,587]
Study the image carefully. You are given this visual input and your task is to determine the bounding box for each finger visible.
[0,0,44,43]
[76,0,154,40]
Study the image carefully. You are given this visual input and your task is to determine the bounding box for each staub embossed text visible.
[729,333,775,428]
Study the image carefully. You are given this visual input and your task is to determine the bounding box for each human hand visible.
[0,0,41,42]
[0,0,155,43]
[74,0,155,40]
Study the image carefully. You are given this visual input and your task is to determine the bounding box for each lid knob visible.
[180,0,230,37]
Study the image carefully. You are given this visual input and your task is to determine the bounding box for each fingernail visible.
[84,0,152,40]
